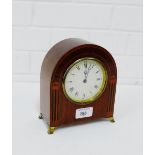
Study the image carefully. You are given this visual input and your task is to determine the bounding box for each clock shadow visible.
[55,118,111,131]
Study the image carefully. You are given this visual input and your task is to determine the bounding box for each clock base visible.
[38,114,115,134]
[38,115,115,134]
[45,117,115,135]
[48,127,56,134]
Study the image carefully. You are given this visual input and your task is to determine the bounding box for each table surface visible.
[13,82,142,155]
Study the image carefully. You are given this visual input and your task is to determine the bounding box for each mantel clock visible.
[39,38,117,134]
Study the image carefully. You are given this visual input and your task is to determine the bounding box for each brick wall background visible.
[12,0,143,85]
[12,1,143,155]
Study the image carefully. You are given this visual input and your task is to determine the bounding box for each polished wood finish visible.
[40,38,117,128]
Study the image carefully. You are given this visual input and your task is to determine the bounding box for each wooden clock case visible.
[39,38,117,134]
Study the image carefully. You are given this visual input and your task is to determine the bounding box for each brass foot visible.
[48,127,56,134]
[38,113,43,119]
[108,117,115,123]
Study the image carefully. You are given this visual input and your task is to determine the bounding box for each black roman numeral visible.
[94,85,98,89]
[82,93,86,99]
[76,65,80,70]
[88,64,95,71]
[75,91,79,96]
[97,78,101,81]
[96,70,99,74]
[69,87,74,92]
[84,60,87,68]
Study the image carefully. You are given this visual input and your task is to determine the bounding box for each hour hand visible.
[84,70,87,77]
[83,70,88,83]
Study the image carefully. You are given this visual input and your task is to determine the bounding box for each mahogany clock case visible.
[40,38,117,131]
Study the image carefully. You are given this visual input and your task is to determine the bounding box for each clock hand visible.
[88,64,91,72]
[87,64,93,75]
[84,70,88,78]
[87,64,95,75]
[83,63,94,83]
[83,70,88,83]
[83,64,93,83]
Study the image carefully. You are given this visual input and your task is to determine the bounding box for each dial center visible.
[83,79,87,83]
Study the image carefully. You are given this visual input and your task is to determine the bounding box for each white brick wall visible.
[12,0,143,85]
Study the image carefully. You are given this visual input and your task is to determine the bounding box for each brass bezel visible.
[62,57,108,104]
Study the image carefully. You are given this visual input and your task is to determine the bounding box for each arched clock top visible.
[41,38,117,83]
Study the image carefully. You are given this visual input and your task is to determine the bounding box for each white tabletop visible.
[13,82,142,155]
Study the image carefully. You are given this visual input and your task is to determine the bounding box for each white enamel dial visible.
[63,58,107,103]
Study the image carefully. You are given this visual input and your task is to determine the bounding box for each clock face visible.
[63,58,107,104]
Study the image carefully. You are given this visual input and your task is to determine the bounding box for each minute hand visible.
[84,70,88,79]
[87,64,91,72]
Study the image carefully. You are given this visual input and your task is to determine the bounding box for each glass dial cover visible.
[63,58,107,104]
